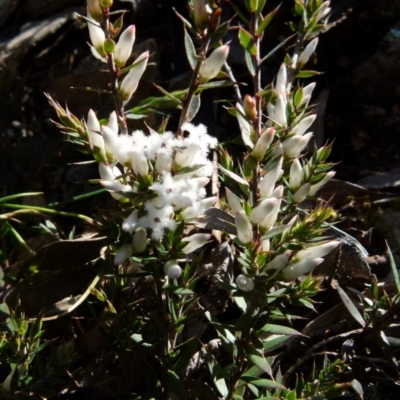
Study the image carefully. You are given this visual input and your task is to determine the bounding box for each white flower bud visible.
[290,115,316,136]
[275,63,287,95]
[250,198,278,224]
[259,157,283,198]
[87,1,103,22]
[298,38,319,68]
[122,210,138,232]
[225,188,242,213]
[282,215,297,239]
[296,240,340,261]
[107,111,119,135]
[260,185,283,229]
[282,257,324,280]
[292,183,311,203]
[289,158,303,190]
[101,179,132,193]
[200,196,218,211]
[251,127,275,160]
[119,51,149,103]
[265,252,290,271]
[236,102,254,149]
[259,238,270,252]
[282,132,313,158]
[87,13,105,56]
[235,211,253,244]
[164,260,182,279]
[236,274,255,291]
[308,171,336,196]
[114,244,133,265]
[133,229,147,252]
[300,83,316,106]
[155,152,173,173]
[316,1,331,22]
[193,0,210,29]
[114,25,136,67]
[131,149,148,177]
[199,45,229,82]
[274,94,287,127]
[98,163,121,181]
[87,109,106,162]
[270,141,283,158]
[182,233,211,254]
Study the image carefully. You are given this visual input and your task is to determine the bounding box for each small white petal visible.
[296,240,340,261]
[289,158,303,190]
[122,210,138,232]
[114,244,133,266]
[235,211,253,244]
[199,45,229,81]
[292,183,311,203]
[282,257,324,280]
[182,233,211,254]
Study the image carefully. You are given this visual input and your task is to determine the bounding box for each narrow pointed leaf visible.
[184,27,197,70]
[257,4,281,35]
[239,28,257,55]
[336,285,366,328]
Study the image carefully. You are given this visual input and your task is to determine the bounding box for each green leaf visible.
[257,4,280,35]
[245,50,255,76]
[219,164,250,186]
[240,375,285,389]
[261,323,303,336]
[187,94,201,122]
[239,28,257,55]
[296,70,321,78]
[256,0,267,13]
[184,27,197,70]
[153,84,182,105]
[229,2,250,24]
[246,0,258,12]
[294,87,304,107]
[336,284,366,328]
[387,241,400,294]
[246,348,272,376]
[262,225,288,240]
[215,378,229,397]
[166,370,187,400]
[260,34,295,64]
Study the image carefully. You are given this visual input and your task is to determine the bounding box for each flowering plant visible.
[2,0,383,398]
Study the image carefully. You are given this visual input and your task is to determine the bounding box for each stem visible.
[250,12,262,236]
[102,8,128,135]
[177,33,211,137]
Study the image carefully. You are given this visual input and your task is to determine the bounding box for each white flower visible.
[236,274,255,291]
[114,25,136,67]
[101,179,132,193]
[119,51,149,103]
[199,45,229,82]
[101,127,132,166]
[131,148,148,177]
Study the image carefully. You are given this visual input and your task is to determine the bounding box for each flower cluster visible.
[90,113,218,241]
